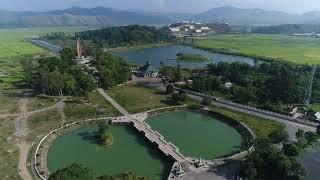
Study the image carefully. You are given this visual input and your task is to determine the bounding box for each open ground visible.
[191,34,320,64]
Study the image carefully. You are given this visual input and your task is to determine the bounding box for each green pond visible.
[147,111,243,159]
[47,111,243,179]
[47,126,172,180]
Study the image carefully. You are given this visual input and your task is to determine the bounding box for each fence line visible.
[176,87,319,127]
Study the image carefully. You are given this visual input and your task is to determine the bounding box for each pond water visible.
[113,45,255,69]
[47,126,172,180]
[147,111,243,159]
[300,143,320,180]
[47,111,243,179]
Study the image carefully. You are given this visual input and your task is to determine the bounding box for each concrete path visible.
[97,88,130,116]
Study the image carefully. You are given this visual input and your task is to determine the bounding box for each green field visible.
[209,105,285,139]
[191,34,320,64]
[0,27,89,88]
[0,27,90,179]
[176,53,209,61]
[108,85,171,113]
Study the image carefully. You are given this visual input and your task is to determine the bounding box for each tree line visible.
[41,25,176,48]
[76,25,176,47]
[240,128,320,180]
[22,48,95,96]
[49,163,150,180]
[22,46,132,96]
[252,24,320,35]
[174,61,311,113]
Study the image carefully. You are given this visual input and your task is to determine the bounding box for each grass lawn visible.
[209,105,285,139]
[177,53,208,61]
[0,117,20,180]
[65,90,119,121]
[0,27,89,89]
[310,104,320,112]
[108,85,172,113]
[26,110,61,143]
[0,27,94,179]
[28,96,58,112]
[191,34,320,64]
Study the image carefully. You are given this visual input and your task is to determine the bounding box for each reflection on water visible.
[113,45,255,69]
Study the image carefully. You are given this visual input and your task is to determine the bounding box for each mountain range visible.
[2,6,320,28]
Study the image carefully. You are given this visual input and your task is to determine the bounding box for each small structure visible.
[224,82,233,89]
[137,61,158,77]
[186,80,193,84]
[194,158,205,168]
[289,107,298,115]
[172,164,186,177]
[314,112,320,121]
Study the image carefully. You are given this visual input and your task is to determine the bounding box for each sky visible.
[1,0,320,14]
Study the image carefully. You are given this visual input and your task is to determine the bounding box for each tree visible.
[49,163,93,180]
[296,129,305,139]
[201,97,211,106]
[96,52,131,89]
[304,132,319,144]
[297,137,308,149]
[171,90,187,104]
[174,64,182,81]
[239,161,257,180]
[240,139,306,180]
[165,84,175,94]
[283,143,300,157]
[269,130,289,144]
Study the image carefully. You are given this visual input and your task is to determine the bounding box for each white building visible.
[201,27,210,30]
[224,82,233,89]
[170,27,180,32]
[314,112,320,121]
[195,29,202,33]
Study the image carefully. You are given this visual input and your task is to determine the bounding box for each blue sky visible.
[1,0,320,14]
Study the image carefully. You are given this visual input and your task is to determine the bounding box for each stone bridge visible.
[97,88,187,163]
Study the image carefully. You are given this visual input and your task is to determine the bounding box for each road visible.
[187,93,316,139]
[133,77,317,139]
